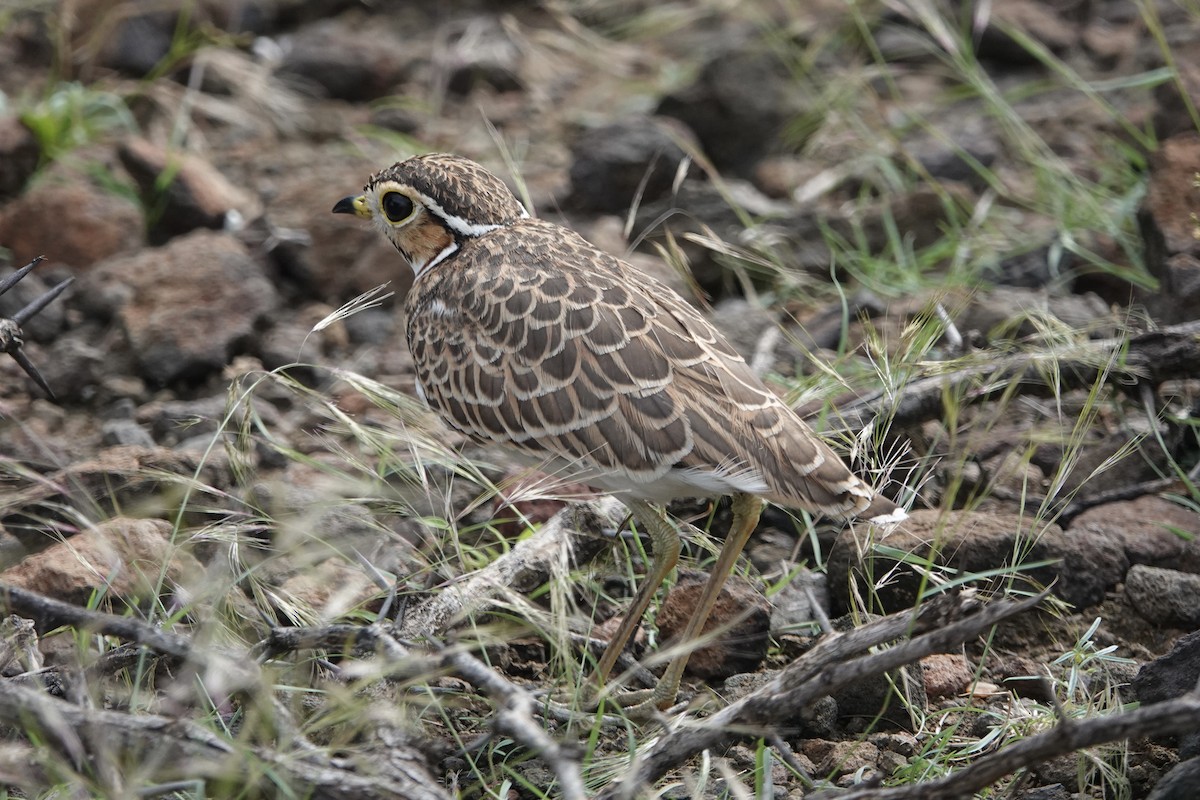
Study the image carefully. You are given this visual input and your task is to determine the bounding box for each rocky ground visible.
[1,1,1199,798]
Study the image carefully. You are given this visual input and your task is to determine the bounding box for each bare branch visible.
[602,590,1046,797]
[0,678,450,800]
[821,319,1200,431]
[809,688,1200,800]
[393,496,625,641]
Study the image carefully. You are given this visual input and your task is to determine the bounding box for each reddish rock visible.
[1,517,201,607]
[79,230,278,386]
[827,509,1128,613]
[0,181,143,268]
[1142,134,1200,256]
[921,653,973,699]
[1069,496,1200,573]
[804,739,883,781]
[654,572,770,680]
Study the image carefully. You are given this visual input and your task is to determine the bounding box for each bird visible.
[334,153,905,714]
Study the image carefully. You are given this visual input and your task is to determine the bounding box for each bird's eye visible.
[381,191,415,223]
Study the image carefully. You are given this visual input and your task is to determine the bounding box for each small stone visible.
[921,653,973,699]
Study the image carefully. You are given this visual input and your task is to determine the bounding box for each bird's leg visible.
[593,499,680,687]
[645,492,763,710]
[586,494,764,718]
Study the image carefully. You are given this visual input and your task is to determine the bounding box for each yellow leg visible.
[590,493,763,716]
[594,499,680,686]
[648,492,763,710]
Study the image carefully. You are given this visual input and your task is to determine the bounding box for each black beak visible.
[332,196,358,214]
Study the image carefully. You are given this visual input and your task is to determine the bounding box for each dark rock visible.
[991,245,1079,289]
[768,569,828,634]
[654,571,770,680]
[118,138,261,243]
[827,627,925,729]
[0,115,40,199]
[1069,496,1200,573]
[632,178,792,293]
[1153,43,1200,139]
[436,16,524,96]
[827,509,1128,613]
[79,231,278,386]
[658,45,805,173]
[38,324,132,404]
[974,1,1079,63]
[134,394,230,446]
[277,20,411,102]
[567,116,689,213]
[1133,630,1200,705]
[995,655,1056,703]
[0,181,143,268]
[1019,785,1072,800]
[1147,757,1200,800]
[0,264,70,342]
[1125,566,1200,628]
[341,307,395,345]
[954,286,1112,341]
[368,105,422,135]
[901,114,1000,190]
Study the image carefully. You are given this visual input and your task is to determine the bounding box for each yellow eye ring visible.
[381,191,415,223]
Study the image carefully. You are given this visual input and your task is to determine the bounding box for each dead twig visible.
[0,255,75,401]
[601,589,1046,798]
[392,496,625,641]
[809,684,1200,799]
[821,319,1200,431]
[260,622,589,800]
[0,677,450,800]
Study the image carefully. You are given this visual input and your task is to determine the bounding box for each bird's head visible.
[333,153,528,275]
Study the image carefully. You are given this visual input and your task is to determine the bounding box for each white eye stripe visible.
[407,188,507,237]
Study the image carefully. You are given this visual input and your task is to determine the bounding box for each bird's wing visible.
[407,221,871,515]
